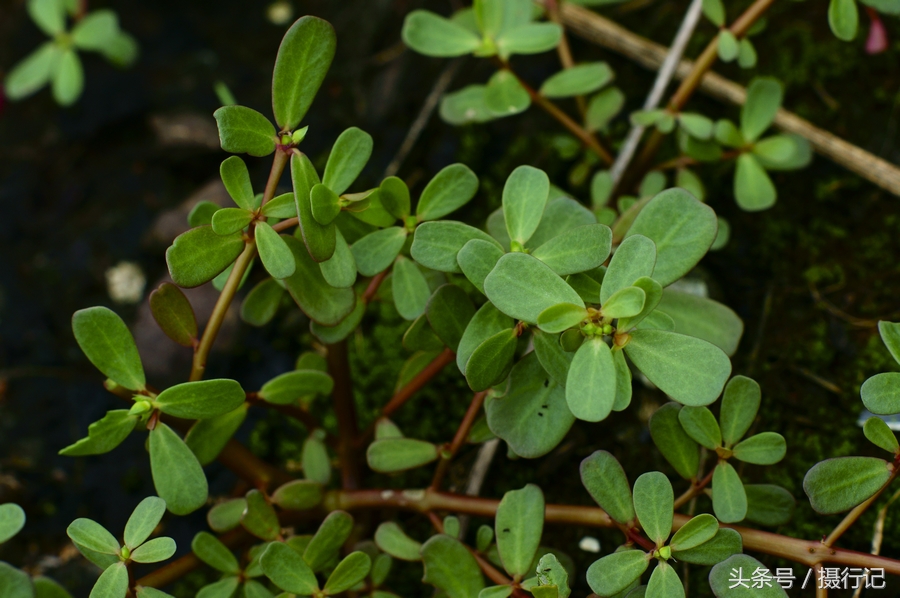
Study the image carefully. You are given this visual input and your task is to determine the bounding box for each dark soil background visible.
[1,0,900,596]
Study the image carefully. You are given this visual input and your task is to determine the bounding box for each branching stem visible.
[430,391,488,490]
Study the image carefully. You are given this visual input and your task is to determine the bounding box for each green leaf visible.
[155,379,245,420]
[403,315,444,353]
[241,581,272,598]
[4,42,60,100]
[380,176,411,219]
[580,451,635,524]
[566,338,616,422]
[271,480,324,511]
[351,227,407,277]
[185,404,248,465]
[586,87,625,132]
[656,290,743,356]
[192,531,240,574]
[67,518,119,555]
[719,376,760,446]
[34,577,74,598]
[734,153,776,211]
[536,553,570,598]
[702,0,725,26]
[242,490,280,541]
[600,235,656,304]
[262,193,297,219]
[677,406,721,450]
[0,562,32,598]
[532,330,574,388]
[324,552,371,594]
[319,229,357,288]
[744,485,795,527]
[864,417,900,454]
[367,438,439,473]
[485,69,531,116]
[617,277,662,331]
[717,30,739,62]
[149,423,208,515]
[124,497,166,549]
[712,461,747,523]
[458,239,506,293]
[187,201,220,228]
[28,0,66,35]
[612,348,633,411]
[732,432,786,465]
[710,555,788,597]
[260,370,333,405]
[879,320,900,364]
[632,472,673,545]
[496,23,562,59]
[412,221,501,274]
[503,166,550,245]
[741,78,782,142]
[304,511,354,572]
[71,10,119,50]
[829,0,859,40]
[803,456,892,514]
[480,586,513,598]
[72,307,145,391]
[495,485,544,578]
[219,156,255,210]
[624,329,731,406]
[89,563,128,598]
[861,373,900,415]
[101,31,138,68]
[375,522,422,561]
[421,535,485,598]
[528,197,598,249]
[738,38,757,68]
[531,224,612,276]
[195,577,239,598]
[602,287,646,319]
[302,430,331,485]
[167,226,245,288]
[131,537,176,563]
[671,527,741,565]
[283,235,356,326]
[213,106,276,157]
[241,278,285,327]
[149,283,197,347]
[272,16,335,129]
[402,10,482,57]
[311,297,361,341]
[669,514,718,551]
[485,253,584,324]
[586,550,649,597]
[465,328,518,391]
[0,503,25,544]
[537,303,587,334]
[260,542,319,594]
[51,48,83,105]
[323,127,373,196]
[540,63,613,98]
[649,403,699,479]
[624,188,717,287]
[440,84,494,125]
[59,410,138,456]
[211,208,253,236]
[426,284,476,351]
[485,352,575,458]
[292,153,336,262]
[207,498,247,533]
[647,561,683,598]
[309,184,341,226]
[256,224,296,280]
[678,113,714,140]
[458,303,515,373]
[393,256,431,321]
[416,164,480,221]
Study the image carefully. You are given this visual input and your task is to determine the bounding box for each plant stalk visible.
[326,339,361,490]
[431,391,488,490]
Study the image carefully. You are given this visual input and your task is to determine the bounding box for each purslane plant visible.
[4,6,900,598]
[4,0,138,106]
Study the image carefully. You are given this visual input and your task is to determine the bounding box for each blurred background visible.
[1,0,900,595]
